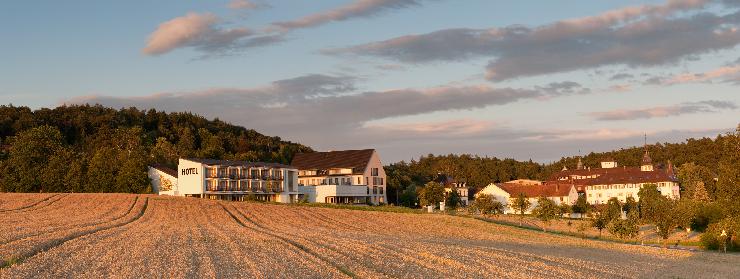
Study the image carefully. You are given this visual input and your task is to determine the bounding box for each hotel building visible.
[149,158,302,203]
[292,149,387,205]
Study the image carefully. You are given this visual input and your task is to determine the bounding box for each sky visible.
[1,0,739,163]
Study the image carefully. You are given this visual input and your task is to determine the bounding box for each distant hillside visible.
[385,125,739,204]
[542,131,738,179]
[0,104,313,193]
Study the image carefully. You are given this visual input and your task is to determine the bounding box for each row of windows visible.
[205,180,283,192]
[297,176,385,186]
[206,167,283,179]
[588,182,675,191]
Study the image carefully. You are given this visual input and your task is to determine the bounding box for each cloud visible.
[588,100,737,121]
[609,73,634,81]
[62,75,731,163]
[142,12,259,55]
[270,0,423,32]
[228,0,268,10]
[663,64,740,84]
[142,12,285,56]
[326,0,740,80]
[65,74,590,143]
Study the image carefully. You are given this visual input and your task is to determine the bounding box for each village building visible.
[434,173,469,206]
[292,149,387,205]
[148,158,302,203]
[476,182,578,214]
[548,145,680,204]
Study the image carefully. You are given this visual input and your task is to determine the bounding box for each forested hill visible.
[0,104,313,193]
[385,125,739,202]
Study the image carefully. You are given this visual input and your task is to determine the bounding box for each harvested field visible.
[1,194,738,278]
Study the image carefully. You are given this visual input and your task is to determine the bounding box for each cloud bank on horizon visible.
[14,0,738,162]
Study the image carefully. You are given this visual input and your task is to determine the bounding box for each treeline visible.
[0,104,312,193]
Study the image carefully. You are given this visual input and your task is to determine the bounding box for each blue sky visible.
[2,0,739,163]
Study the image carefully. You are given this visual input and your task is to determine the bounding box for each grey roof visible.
[183,158,294,169]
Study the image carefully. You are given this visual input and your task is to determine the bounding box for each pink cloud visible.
[142,12,254,56]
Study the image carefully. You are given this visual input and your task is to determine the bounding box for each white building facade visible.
[292,149,387,205]
[149,158,302,203]
[550,148,680,204]
[476,183,578,214]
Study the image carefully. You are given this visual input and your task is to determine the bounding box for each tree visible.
[1,125,64,192]
[605,197,623,222]
[509,193,531,226]
[715,125,740,215]
[558,202,572,218]
[399,184,419,208]
[638,184,662,221]
[677,162,716,200]
[693,181,711,202]
[608,212,639,239]
[591,210,609,238]
[623,196,638,216]
[532,197,558,232]
[649,196,681,248]
[572,195,590,218]
[151,137,179,167]
[419,181,445,208]
[472,194,504,216]
[446,189,462,210]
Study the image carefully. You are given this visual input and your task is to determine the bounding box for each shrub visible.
[701,217,740,251]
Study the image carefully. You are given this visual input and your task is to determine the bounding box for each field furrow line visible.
[0,196,149,269]
[0,194,59,212]
[221,203,356,279]
[0,195,139,245]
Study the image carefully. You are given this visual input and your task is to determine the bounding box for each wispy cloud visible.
[228,0,269,10]
[270,0,424,32]
[588,100,737,121]
[142,12,268,56]
[326,0,740,80]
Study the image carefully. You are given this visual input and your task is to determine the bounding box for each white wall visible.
[586,181,679,204]
[178,159,205,196]
[298,185,369,203]
[147,167,178,195]
[363,150,387,204]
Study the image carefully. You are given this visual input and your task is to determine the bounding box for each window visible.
[371,168,378,176]
[380,187,384,194]
[380,178,384,185]
[357,177,361,185]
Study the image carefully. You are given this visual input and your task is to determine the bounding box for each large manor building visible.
[549,146,680,204]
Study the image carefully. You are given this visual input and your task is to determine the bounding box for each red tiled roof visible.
[498,183,573,198]
[150,164,178,178]
[291,149,375,174]
[548,166,676,186]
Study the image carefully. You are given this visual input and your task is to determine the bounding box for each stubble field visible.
[1,193,738,278]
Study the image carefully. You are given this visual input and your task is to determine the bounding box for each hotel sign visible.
[181,168,199,176]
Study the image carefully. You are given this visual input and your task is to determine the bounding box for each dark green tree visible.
[446,189,462,210]
[1,125,64,192]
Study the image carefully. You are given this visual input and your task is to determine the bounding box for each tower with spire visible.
[641,134,654,172]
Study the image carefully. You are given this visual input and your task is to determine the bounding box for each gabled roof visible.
[498,183,573,198]
[183,158,293,169]
[291,149,375,173]
[548,166,677,185]
[150,164,178,178]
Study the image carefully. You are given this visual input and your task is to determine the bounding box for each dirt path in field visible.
[1,194,739,278]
